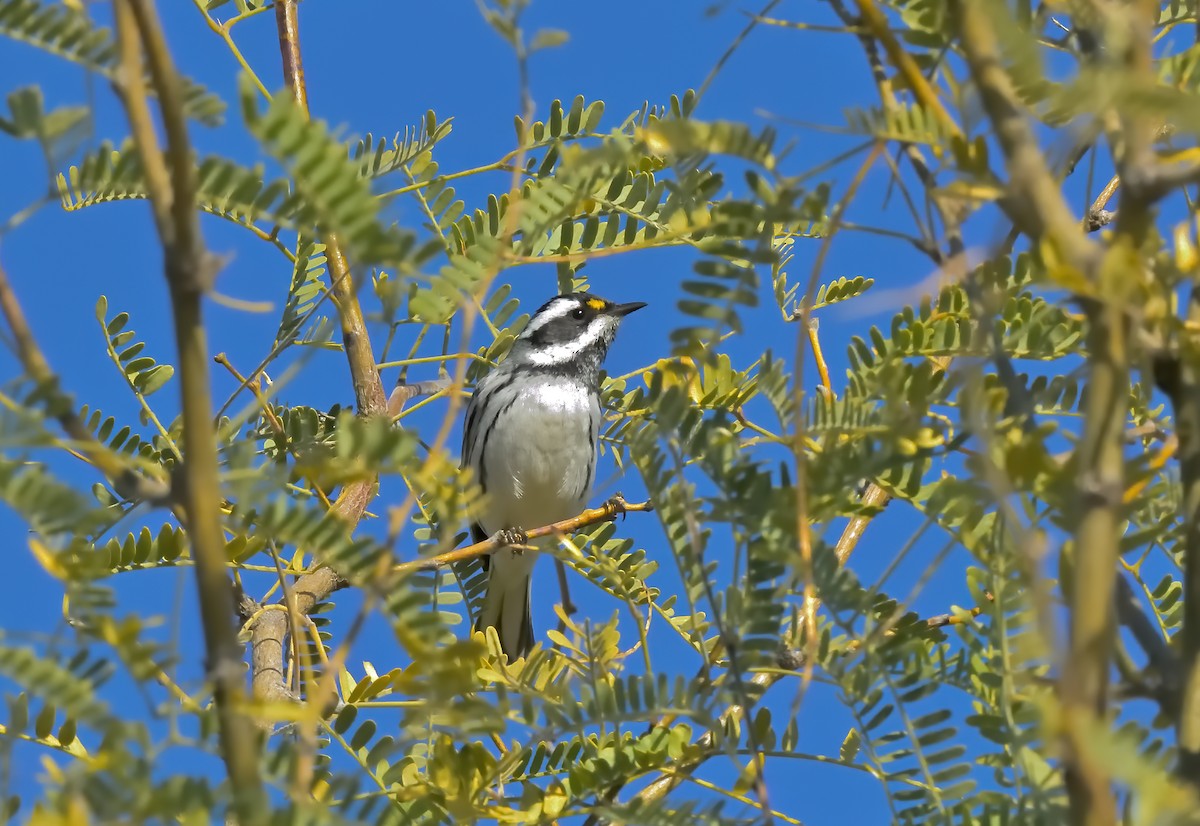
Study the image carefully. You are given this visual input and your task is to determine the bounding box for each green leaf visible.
[275,240,328,348]
[96,301,176,402]
[0,0,225,126]
[240,76,416,266]
[354,112,453,180]
[530,28,569,51]
[840,728,862,762]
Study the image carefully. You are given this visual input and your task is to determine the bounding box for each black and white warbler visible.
[462,292,646,660]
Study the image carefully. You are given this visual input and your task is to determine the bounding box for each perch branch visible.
[392,495,654,575]
[113,0,267,820]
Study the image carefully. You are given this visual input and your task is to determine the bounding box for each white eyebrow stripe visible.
[519,297,577,339]
[523,317,607,365]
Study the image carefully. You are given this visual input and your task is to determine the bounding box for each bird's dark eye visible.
[571,307,586,320]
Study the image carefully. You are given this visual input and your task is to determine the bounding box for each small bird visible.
[461,292,646,660]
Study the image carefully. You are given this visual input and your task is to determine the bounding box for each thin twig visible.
[805,318,834,397]
[214,351,335,511]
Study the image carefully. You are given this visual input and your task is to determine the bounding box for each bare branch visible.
[1114,573,1178,701]
[1085,209,1117,233]
[833,482,892,565]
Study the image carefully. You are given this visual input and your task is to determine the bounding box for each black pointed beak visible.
[611,301,647,317]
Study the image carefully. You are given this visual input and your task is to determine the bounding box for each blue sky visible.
[0,1,1067,822]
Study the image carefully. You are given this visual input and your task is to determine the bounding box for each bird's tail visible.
[475,549,536,661]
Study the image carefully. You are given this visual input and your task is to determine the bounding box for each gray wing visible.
[579,391,601,502]
[462,368,520,565]
[462,373,489,556]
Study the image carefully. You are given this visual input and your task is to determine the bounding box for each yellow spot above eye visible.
[585,297,609,312]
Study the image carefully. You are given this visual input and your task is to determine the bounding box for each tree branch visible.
[1153,285,1200,784]
[833,482,892,565]
[953,4,1139,824]
[112,0,267,820]
[387,375,452,418]
[242,378,450,708]
[244,0,393,712]
[1084,174,1120,234]
[850,0,960,135]
[1121,154,1200,202]
[243,494,653,711]
[392,494,654,575]
[1114,572,1178,705]
[952,1,1098,278]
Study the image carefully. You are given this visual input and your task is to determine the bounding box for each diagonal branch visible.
[0,261,170,502]
[1114,572,1178,704]
[952,1,1098,278]
[243,494,654,713]
[275,0,388,521]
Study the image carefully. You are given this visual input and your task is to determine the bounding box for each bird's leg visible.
[494,527,529,550]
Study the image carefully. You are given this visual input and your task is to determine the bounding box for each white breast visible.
[474,378,599,535]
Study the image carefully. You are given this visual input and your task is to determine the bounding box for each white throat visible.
[521,317,609,366]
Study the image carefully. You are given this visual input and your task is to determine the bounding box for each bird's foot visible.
[495,527,529,550]
[605,492,629,518]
